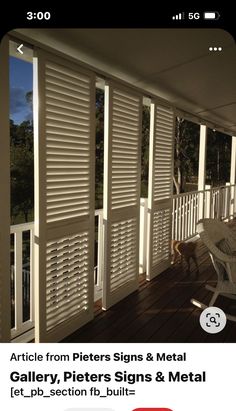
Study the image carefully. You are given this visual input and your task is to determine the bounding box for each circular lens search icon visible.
[200,307,227,334]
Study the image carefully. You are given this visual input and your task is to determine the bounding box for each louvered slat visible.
[152,208,171,265]
[45,63,91,224]
[111,89,140,210]
[154,106,174,202]
[46,232,89,331]
[110,218,137,291]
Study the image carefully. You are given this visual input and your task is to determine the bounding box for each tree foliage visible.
[95,88,104,209]
[206,129,231,186]
[174,117,200,194]
[10,119,34,223]
[173,118,231,193]
[141,105,150,197]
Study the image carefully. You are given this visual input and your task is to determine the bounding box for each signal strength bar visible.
[172,12,185,20]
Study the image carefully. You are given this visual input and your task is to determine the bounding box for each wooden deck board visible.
[62,223,236,343]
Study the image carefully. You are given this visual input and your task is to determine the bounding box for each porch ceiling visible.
[15,28,236,134]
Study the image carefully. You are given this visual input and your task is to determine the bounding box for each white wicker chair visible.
[191,218,236,321]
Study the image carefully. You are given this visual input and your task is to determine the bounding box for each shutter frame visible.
[147,101,175,280]
[34,50,95,342]
[103,81,142,309]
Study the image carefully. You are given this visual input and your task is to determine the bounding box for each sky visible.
[10,56,33,124]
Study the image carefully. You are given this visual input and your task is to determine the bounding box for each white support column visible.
[230,136,236,218]
[0,35,11,342]
[198,125,207,220]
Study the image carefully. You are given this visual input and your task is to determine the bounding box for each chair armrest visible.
[210,247,236,263]
[200,232,236,263]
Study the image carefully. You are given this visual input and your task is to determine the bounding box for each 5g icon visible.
[188,12,200,19]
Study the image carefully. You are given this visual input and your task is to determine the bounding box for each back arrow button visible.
[17,44,24,55]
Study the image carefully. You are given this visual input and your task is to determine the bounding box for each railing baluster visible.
[181,196,184,241]
[183,195,186,240]
[193,193,196,234]
[185,195,188,240]
[219,187,222,219]
[234,185,236,217]
[179,196,182,241]
[209,189,213,218]
[175,196,178,240]
[188,195,190,238]
[187,194,190,239]
[196,191,199,224]
[97,209,103,291]
[30,226,34,322]
[14,229,23,333]
[233,185,235,218]
[172,197,175,240]
[185,195,188,239]
[225,183,230,220]
[191,194,195,236]
[215,189,218,219]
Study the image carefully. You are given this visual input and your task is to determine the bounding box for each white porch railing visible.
[10,183,236,340]
[10,222,34,341]
[94,209,104,301]
[172,183,236,241]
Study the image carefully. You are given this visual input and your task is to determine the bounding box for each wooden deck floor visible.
[62,222,236,343]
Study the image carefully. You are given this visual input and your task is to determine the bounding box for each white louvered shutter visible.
[34,50,95,342]
[103,82,142,309]
[0,36,11,342]
[147,102,175,280]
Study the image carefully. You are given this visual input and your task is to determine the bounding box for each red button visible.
[133,409,173,411]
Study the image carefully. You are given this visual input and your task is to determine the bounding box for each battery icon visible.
[204,11,220,20]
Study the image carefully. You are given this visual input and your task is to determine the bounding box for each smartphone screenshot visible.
[0,6,235,411]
